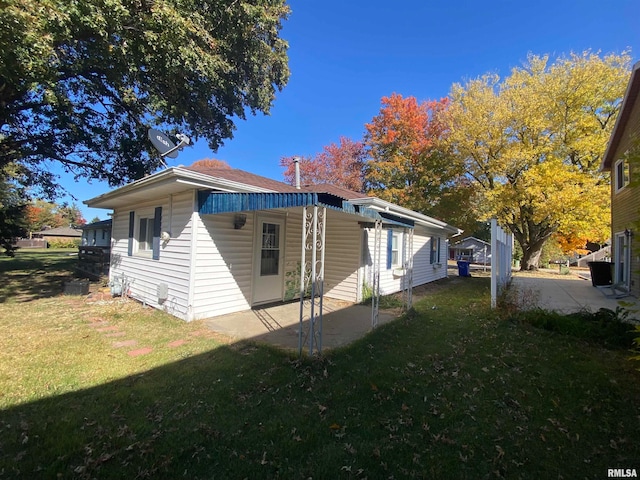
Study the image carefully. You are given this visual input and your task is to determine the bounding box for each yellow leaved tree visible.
[446,51,631,270]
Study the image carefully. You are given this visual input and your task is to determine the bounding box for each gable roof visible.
[185,165,300,193]
[601,61,640,170]
[302,183,369,200]
[85,165,461,234]
[38,226,82,237]
[452,236,490,247]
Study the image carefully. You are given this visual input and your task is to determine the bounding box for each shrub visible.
[511,307,636,349]
[47,238,81,249]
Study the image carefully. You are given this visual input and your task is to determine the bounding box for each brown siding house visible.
[600,61,640,296]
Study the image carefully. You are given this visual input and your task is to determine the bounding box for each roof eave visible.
[84,167,275,209]
[600,61,640,171]
[349,197,462,235]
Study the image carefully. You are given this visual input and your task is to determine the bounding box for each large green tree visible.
[0,165,28,255]
[0,0,290,195]
[445,51,631,270]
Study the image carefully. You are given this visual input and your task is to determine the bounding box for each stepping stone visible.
[96,326,119,332]
[104,332,126,338]
[167,339,186,348]
[87,321,110,328]
[189,330,209,337]
[113,340,138,348]
[128,347,153,357]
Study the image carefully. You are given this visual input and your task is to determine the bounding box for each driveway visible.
[511,269,638,316]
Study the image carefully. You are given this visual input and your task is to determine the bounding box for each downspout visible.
[187,190,199,321]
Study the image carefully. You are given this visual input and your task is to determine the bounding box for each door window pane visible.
[261,250,280,276]
[260,223,280,276]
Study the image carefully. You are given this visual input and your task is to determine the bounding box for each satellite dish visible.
[148,128,179,159]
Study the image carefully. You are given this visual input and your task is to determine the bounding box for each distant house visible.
[78,219,112,278]
[449,236,491,264]
[600,60,640,296]
[37,226,82,245]
[85,165,462,321]
[80,219,112,247]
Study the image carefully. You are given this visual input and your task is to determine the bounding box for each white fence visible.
[491,219,513,308]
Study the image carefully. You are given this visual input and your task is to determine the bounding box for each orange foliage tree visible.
[190,158,231,169]
[364,93,473,226]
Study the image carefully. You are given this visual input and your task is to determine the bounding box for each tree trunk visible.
[521,244,544,270]
[509,222,554,271]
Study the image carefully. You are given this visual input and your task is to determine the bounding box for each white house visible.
[85,165,462,322]
[449,236,491,264]
[80,219,112,247]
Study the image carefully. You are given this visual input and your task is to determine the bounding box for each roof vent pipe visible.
[293,157,301,189]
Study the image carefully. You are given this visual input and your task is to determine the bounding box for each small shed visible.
[449,236,491,264]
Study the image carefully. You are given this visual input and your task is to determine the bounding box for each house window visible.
[615,158,629,192]
[138,217,155,252]
[391,233,401,266]
[430,236,441,264]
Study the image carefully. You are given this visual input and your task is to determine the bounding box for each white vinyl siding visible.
[109,192,193,319]
[191,212,254,319]
[283,209,361,303]
[324,212,361,302]
[364,227,448,295]
[284,209,304,301]
[413,228,448,285]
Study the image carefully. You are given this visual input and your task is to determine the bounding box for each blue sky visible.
[60,0,640,221]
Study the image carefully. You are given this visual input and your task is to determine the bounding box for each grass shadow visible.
[0,250,79,303]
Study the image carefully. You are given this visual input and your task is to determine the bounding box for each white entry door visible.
[253,217,285,305]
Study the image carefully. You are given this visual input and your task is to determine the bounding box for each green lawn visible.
[0,251,639,479]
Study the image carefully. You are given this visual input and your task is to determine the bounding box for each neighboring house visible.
[80,219,112,247]
[78,219,113,278]
[85,165,462,321]
[36,226,82,244]
[600,61,640,296]
[449,236,491,264]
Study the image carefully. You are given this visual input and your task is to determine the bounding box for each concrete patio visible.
[203,297,398,352]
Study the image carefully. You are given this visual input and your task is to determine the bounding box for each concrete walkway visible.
[511,270,638,315]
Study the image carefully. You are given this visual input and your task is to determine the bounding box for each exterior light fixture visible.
[234,214,247,230]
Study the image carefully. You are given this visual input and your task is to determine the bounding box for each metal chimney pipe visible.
[293,157,301,189]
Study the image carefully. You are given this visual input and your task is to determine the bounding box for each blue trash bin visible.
[457,260,470,277]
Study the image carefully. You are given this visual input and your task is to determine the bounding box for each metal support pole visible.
[372,219,382,328]
[298,207,308,356]
[406,228,413,310]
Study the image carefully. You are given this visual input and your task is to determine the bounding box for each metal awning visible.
[197,191,415,228]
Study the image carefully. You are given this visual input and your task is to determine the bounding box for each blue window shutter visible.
[127,211,134,256]
[386,229,393,269]
[152,206,162,260]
